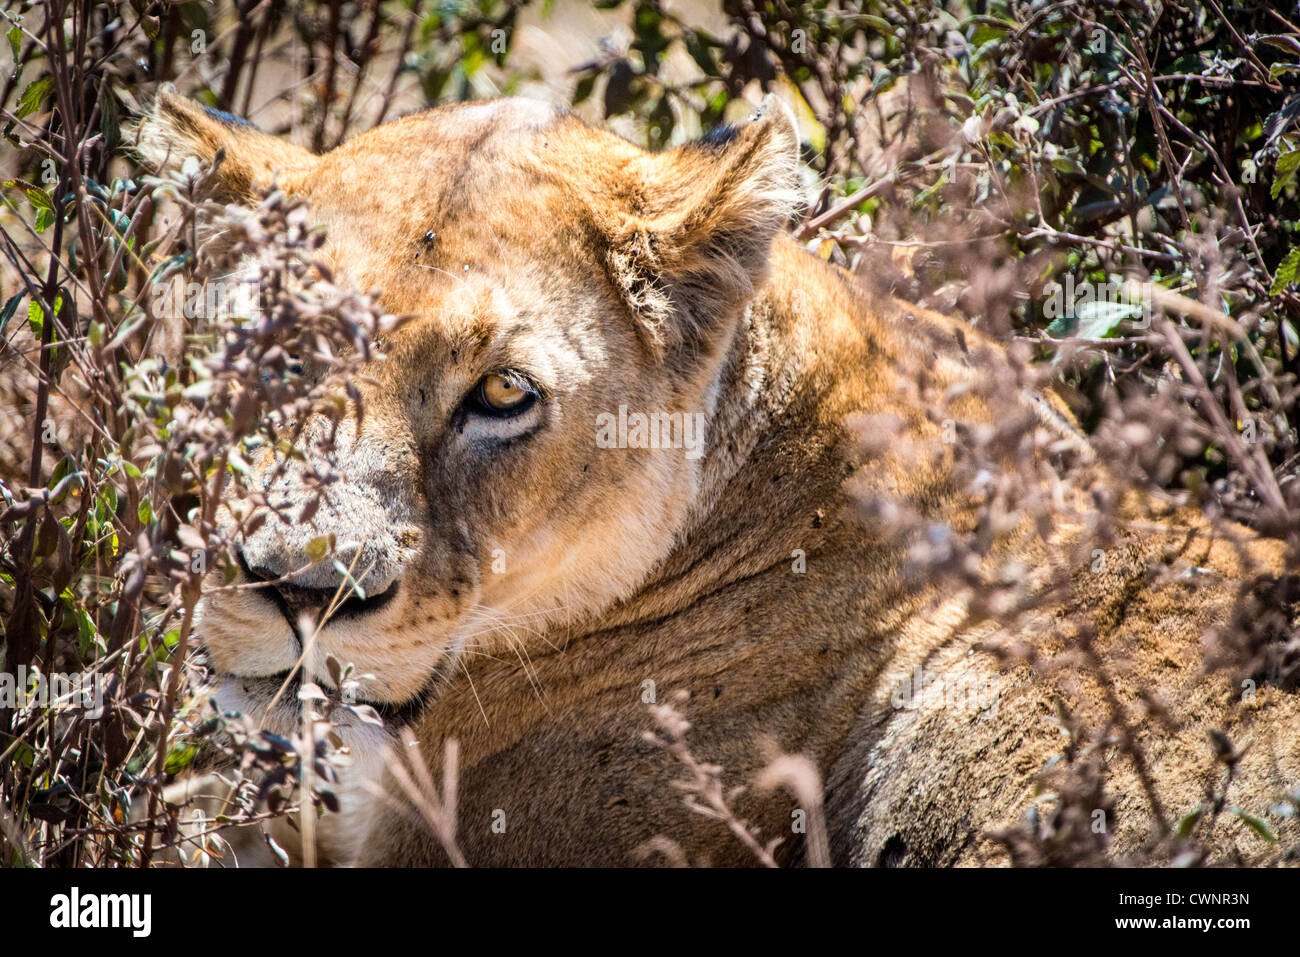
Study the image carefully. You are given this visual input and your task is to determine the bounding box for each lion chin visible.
[138,89,1300,868]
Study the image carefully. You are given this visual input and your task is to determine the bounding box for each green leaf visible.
[1272,148,1300,200]
[164,743,196,775]
[1271,247,1300,295]
[0,291,22,335]
[16,76,53,120]
[7,25,20,60]
[1229,807,1277,843]
[11,741,35,768]
[857,14,895,33]
[74,603,101,658]
[25,186,52,211]
[1175,805,1204,839]
[1258,34,1300,57]
[149,251,192,283]
[27,298,43,337]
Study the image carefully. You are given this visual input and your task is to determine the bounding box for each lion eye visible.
[472,373,537,417]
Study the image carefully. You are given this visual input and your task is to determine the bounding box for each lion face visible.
[140,92,800,721]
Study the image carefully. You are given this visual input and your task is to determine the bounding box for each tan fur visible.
[137,89,1300,867]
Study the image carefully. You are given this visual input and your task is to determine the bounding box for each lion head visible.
[138,90,802,725]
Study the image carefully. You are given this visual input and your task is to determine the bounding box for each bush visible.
[0,0,1297,866]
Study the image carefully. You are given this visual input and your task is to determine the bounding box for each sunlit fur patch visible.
[195,586,299,677]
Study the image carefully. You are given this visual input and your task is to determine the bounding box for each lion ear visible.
[132,85,315,203]
[609,94,802,354]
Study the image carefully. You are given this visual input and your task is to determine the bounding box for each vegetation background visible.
[0,0,1298,866]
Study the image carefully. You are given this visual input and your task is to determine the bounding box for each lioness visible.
[138,89,1299,867]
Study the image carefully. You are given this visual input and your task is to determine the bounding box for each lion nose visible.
[239,552,399,629]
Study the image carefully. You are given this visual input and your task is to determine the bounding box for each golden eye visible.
[474,373,537,416]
